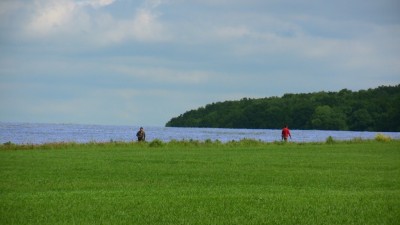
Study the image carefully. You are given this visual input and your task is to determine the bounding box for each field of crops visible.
[1,140,399,225]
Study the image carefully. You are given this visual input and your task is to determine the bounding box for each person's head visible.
[140,127,143,130]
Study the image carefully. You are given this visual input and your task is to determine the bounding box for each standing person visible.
[136,127,146,142]
[281,125,291,141]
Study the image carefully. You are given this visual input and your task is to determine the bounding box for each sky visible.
[1,0,399,126]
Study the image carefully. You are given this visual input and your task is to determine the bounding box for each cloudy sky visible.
[1,0,399,126]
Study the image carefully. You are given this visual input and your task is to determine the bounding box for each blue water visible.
[1,122,399,144]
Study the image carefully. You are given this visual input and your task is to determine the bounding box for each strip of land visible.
[1,140,399,225]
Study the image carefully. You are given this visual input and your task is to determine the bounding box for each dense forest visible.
[166,84,400,131]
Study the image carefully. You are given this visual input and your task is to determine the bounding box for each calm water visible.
[1,122,399,144]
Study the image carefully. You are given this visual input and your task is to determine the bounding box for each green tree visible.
[350,109,374,131]
[166,84,400,131]
[311,106,348,130]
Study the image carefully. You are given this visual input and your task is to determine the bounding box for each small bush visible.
[188,139,200,146]
[1,141,16,150]
[149,139,164,147]
[214,139,222,145]
[375,133,391,142]
[204,139,213,144]
[325,136,335,144]
[3,141,13,146]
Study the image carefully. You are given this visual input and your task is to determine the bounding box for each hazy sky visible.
[1,0,399,126]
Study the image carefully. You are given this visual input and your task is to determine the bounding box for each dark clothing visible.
[136,130,145,141]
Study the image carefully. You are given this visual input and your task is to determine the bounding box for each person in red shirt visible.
[281,125,291,141]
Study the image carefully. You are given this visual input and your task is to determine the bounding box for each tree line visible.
[166,84,400,131]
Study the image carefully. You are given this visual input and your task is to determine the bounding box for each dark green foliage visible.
[149,139,164,147]
[166,84,400,131]
[325,136,336,144]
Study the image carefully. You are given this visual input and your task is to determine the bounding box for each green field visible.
[1,140,399,225]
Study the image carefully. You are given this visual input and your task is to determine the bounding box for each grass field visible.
[1,140,399,225]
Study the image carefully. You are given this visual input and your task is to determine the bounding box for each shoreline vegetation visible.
[166,84,400,131]
[1,133,396,150]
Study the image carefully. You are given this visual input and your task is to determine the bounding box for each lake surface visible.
[1,122,399,144]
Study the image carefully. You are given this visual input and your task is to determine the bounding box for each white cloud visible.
[27,0,75,35]
[129,9,168,41]
[22,0,169,44]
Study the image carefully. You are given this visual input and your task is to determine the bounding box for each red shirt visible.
[282,127,291,138]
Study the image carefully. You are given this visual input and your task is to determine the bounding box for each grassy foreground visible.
[1,140,399,225]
